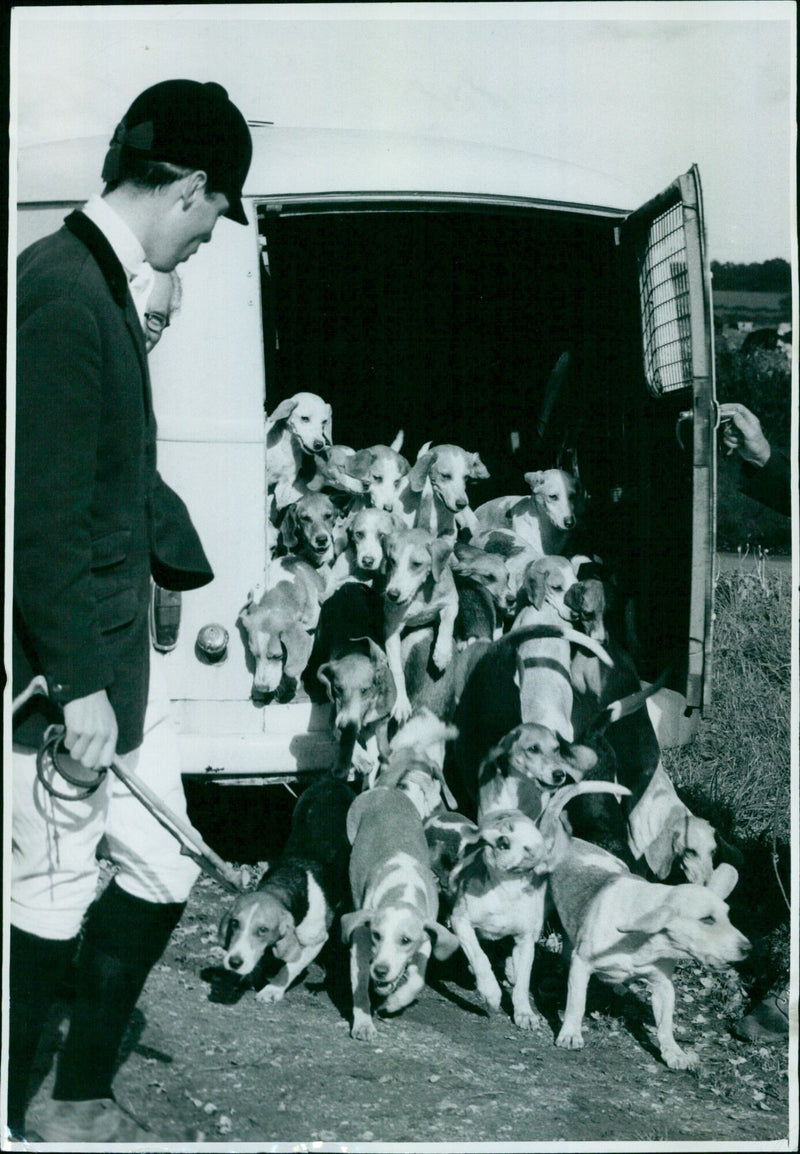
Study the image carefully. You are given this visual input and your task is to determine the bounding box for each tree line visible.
[710,259,790,292]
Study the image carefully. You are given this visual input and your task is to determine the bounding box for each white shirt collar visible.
[82,193,154,322]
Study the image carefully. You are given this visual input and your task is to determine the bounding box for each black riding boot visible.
[7,926,77,1136]
[52,880,184,1102]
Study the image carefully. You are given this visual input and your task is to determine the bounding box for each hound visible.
[382,527,460,724]
[327,508,401,594]
[218,778,354,1001]
[342,787,459,1040]
[449,782,630,1030]
[343,436,410,513]
[399,443,489,539]
[278,492,340,572]
[266,391,333,511]
[566,578,741,884]
[475,468,583,557]
[448,623,613,820]
[549,840,750,1069]
[451,541,516,643]
[239,570,323,703]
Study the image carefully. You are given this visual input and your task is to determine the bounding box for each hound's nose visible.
[564,516,575,529]
[315,534,329,548]
[312,438,325,452]
[227,955,243,971]
[456,496,468,509]
[386,588,400,602]
[552,769,567,785]
[373,963,389,980]
[361,554,376,568]
[382,502,395,512]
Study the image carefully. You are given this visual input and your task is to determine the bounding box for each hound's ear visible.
[317,662,335,699]
[430,538,453,582]
[478,730,516,784]
[524,471,546,493]
[643,823,679,880]
[379,511,403,538]
[278,505,300,550]
[346,449,377,482]
[341,909,372,943]
[390,429,405,453]
[409,451,433,492]
[563,582,585,616]
[218,908,233,948]
[617,902,669,935]
[425,921,461,961]
[240,582,264,620]
[526,566,549,610]
[323,404,333,444]
[449,555,473,581]
[273,916,301,962]
[281,623,315,680]
[561,741,598,779]
[468,453,490,481]
[364,639,397,717]
[266,397,298,429]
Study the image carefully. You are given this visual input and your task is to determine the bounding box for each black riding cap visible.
[102,79,253,225]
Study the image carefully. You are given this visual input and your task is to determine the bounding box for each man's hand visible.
[63,690,118,770]
[719,402,771,467]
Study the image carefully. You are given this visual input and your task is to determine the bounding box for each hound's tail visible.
[537,780,631,847]
[582,666,671,738]
[496,623,613,668]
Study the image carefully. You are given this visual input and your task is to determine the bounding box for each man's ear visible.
[181,170,209,206]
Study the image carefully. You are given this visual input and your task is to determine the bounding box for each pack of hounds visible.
[222,390,751,1070]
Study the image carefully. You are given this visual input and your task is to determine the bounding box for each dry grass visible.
[667,555,791,843]
[664,554,792,989]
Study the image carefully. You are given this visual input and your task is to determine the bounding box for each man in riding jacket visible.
[10,80,251,1143]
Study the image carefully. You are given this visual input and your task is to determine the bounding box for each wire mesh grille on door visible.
[638,201,692,395]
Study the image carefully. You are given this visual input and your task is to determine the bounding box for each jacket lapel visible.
[64,209,153,422]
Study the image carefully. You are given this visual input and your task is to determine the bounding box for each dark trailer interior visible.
[257,190,712,700]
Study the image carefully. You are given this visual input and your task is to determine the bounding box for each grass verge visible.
[665,555,792,996]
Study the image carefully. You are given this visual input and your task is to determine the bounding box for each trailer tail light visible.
[149,582,182,653]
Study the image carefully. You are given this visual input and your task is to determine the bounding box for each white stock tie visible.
[127,263,155,325]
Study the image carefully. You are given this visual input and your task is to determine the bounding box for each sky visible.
[10,1,797,263]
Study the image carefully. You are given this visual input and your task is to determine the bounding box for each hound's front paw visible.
[662,1044,698,1071]
[476,974,503,1012]
[391,693,412,724]
[351,1012,378,1042]
[514,1007,542,1031]
[255,983,286,1004]
[556,1024,584,1050]
[432,638,453,672]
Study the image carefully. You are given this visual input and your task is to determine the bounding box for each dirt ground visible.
[22,784,793,1150]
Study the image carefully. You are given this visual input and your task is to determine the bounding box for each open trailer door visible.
[623,164,717,714]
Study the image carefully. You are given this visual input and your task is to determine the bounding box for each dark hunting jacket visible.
[14,210,212,754]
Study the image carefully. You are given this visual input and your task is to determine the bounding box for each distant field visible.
[712,289,790,317]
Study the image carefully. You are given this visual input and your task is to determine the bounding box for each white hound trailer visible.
[15,127,717,783]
